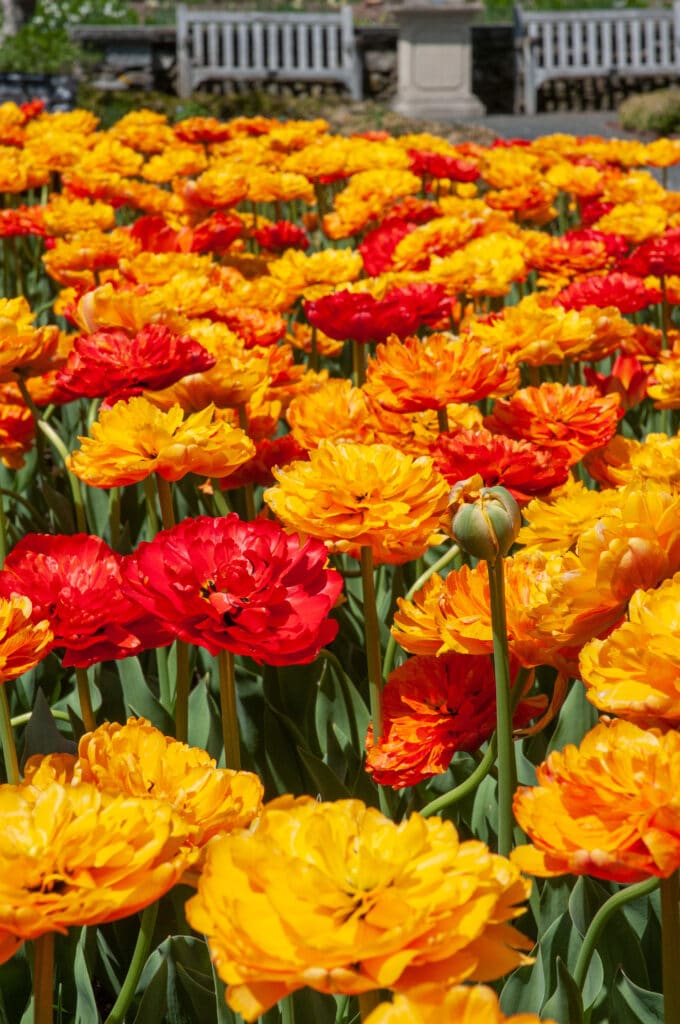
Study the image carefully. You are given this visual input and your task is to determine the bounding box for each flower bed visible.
[0,98,679,1024]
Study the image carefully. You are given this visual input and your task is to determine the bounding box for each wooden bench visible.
[176,4,363,100]
[514,2,680,114]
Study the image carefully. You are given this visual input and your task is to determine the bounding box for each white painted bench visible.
[176,5,363,100]
[514,2,680,114]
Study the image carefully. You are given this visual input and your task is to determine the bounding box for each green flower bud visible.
[451,485,521,564]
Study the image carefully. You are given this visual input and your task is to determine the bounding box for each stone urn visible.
[390,0,486,120]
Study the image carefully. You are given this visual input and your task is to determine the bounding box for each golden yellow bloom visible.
[428,233,526,298]
[42,195,116,236]
[0,781,191,959]
[71,137,145,178]
[645,138,680,168]
[42,228,141,289]
[75,281,178,335]
[365,985,553,1024]
[0,296,62,381]
[107,108,174,153]
[480,147,542,189]
[20,135,88,181]
[118,252,216,288]
[179,165,249,210]
[0,595,52,682]
[286,378,373,449]
[364,332,518,412]
[518,480,622,552]
[576,481,680,602]
[264,440,449,564]
[438,194,517,235]
[586,432,680,489]
[267,247,363,297]
[512,719,680,882]
[543,162,604,198]
[467,292,634,367]
[648,355,680,409]
[602,168,667,205]
[580,573,680,726]
[26,108,99,137]
[141,145,208,183]
[68,396,255,488]
[390,216,478,271]
[26,717,263,851]
[185,796,532,1020]
[323,169,421,238]
[245,168,315,205]
[594,202,668,243]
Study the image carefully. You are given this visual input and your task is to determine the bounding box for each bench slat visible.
[176,4,362,99]
[516,2,680,112]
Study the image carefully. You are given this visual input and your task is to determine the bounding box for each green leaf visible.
[568,876,610,937]
[74,928,100,1024]
[547,683,598,755]
[296,746,352,801]
[117,657,174,734]
[20,688,77,767]
[500,948,546,1016]
[188,677,222,758]
[0,944,30,1024]
[610,968,663,1023]
[542,957,584,1024]
[132,949,169,1024]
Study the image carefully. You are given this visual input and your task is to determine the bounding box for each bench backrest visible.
[176,5,362,99]
[515,3,680,112]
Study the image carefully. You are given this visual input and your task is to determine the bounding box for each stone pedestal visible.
[391,1,486,121]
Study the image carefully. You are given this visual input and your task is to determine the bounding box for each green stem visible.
[11,709,70,727]
[0,486,7,564]
[75,667,96,733]
[309,325,320,373]
[37,420,87,533]
[487,557,516,858]
[358,990,382,1021]
[108,486,121,550]
[236,405,255,520]
[661,871,680,1024]
[104,902,159,1024]
[437,406,449,433]
[352,339,367,388]
[572,876,659,992]
[0,684,20,784]
[143,476,160,537]
[156,645,171,714]
[175,641,190,744]
[420,735,498,817]
[360,546,383,741]
[32,932,54,1024]
[155,475,175,531]
[218,649,241,769]
[383,544,460,680]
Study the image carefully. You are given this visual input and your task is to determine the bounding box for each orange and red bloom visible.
[365,652,543,788]
[512,719,680,883]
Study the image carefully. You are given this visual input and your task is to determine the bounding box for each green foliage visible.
[619,86,680,136]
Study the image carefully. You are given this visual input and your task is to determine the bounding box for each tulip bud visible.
[451,485,521,564]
